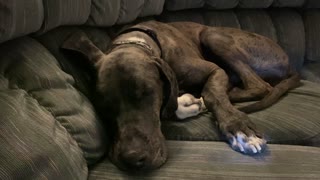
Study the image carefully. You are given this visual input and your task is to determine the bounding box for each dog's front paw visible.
[229,132,266,154]
[220,113,267,154]
[175,94,207,119]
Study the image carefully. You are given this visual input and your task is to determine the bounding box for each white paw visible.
[175,94,207,119]
[177,93,198,106]
[176,104,201,119]
[229,132,266,154]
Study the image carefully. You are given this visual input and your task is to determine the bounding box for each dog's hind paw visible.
[229,132,266,154]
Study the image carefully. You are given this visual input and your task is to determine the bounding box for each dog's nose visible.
[119,150,147,169]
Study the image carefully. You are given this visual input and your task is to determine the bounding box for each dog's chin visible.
[109,130,168,172]
[110,150,168,172]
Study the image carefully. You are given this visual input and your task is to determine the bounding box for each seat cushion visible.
[162,80,320,146]
[89,141,320,179]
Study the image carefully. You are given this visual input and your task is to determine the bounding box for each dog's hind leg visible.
[200,29,274,102]
[228,86,272,102]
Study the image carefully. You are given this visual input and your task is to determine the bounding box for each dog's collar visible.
[113,40,154,55]
[115,27,162,57]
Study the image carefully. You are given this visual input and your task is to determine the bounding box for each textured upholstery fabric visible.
[0,37,87,179]
[0,0,165,42]
[159,10,206,24]
[160,9,240,28]
[238,0,273,8]
[164,0,316,10]
[162,80,320,146]
[0,90,87,180]
[89,141,320,179]
[87,0,120,26]
[269,9,305,71]
[0,0,44,43]
[39,0,91,33]
[203,10,240,28]
[117,0,150,24]
[272,0,305,7]
[35,26,111,99]
[236,9,277,41]
[165,0,205,11]
[0,36,107,179]
[139,0,166,17]
[302,61,320,83]
[158,9,306,71]
[87,0,165,26]
[205,0,239,9]
[303,10,320,62]
[304,0,320,8]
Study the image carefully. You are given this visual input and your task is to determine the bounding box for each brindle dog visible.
[62,21,300,171]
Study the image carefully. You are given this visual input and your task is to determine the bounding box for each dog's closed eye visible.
[133,85,155,100]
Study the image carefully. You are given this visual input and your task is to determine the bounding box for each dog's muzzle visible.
[109,126,168,171]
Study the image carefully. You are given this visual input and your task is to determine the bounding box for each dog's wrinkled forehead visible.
[97,54,161,98]
[110,53,159,80]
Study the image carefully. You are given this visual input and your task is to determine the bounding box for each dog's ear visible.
[153,57,179,119]
[61,30,104,63]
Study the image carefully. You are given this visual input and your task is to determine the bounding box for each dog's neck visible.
[111,28,162,58]
[113,37,154,56]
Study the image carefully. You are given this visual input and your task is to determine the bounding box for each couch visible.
[0,0,320,179]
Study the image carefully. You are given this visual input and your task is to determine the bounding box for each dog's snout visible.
[111,127,168,171]
[119,150,147,169]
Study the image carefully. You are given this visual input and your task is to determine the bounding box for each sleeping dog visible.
[62,21,299,171]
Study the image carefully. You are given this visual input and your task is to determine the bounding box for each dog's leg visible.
[201,30,273,102]
[228,86,271,102]
[202,65,266,154]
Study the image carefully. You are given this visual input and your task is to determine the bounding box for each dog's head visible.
[62,31,178,171]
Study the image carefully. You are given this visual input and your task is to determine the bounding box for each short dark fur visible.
[62,21,300,171]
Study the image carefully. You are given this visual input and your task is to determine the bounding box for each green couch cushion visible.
[87,0,165,26]
[0,0,44,43]
[35,26,112,99]
[272,0,305,7]
[0,36,107,179]
[236,9,277,42]
[162,80,320,146]
[238,0,273,8]
[304,10,320,62]
[39,0,91,33]
[89,141,320,179]
[269,9,305,71]
[302,61,320,84]
[164,0,310,11]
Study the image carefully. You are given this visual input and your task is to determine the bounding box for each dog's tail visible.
[238,70,301,113]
